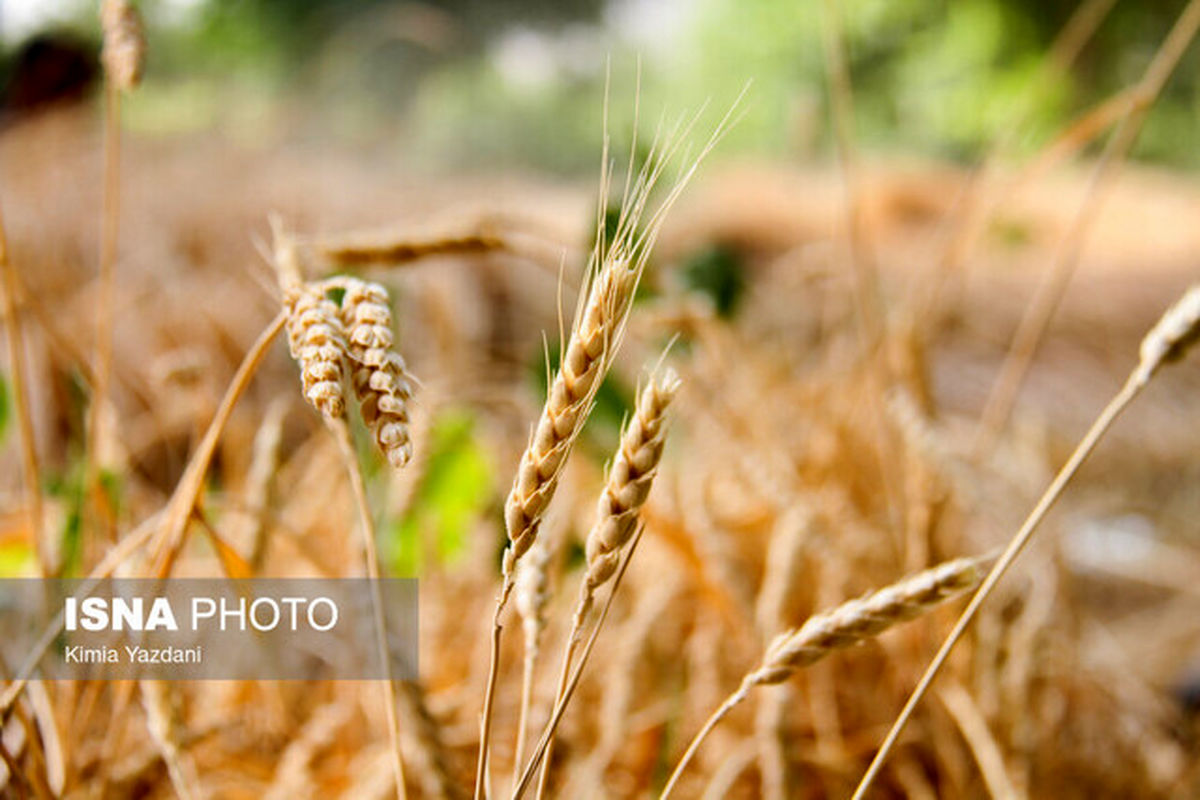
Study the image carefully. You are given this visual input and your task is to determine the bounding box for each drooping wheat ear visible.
[1135,284,1200,384]
[577,367,679,625]
[283,283,349,419]
[339,278,416,468]
[660,555,985,799]
[100,0,145,91]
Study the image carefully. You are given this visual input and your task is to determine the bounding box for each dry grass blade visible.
[660,555,986,799]
[851,283,1200,800]
[148,313,286,576]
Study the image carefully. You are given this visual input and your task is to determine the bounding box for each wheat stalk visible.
[512,531,553,788]
[534,367,678,798]
[851,283,1200,800]
[660,555,986,798]
[474,90,744,799]
[975,0,1200,452]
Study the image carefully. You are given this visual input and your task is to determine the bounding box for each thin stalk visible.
[533,632,581,799]
[150,312,286,575]
[511,527,645,800]
[975,0,1200,453]
[659,679,754,800]
[87,80,122,543]
[852,373,1145,800]
[0,204,47,574]
[820,0,906,542]
[327,418,408,800]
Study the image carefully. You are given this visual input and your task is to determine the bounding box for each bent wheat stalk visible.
[660,555,987,799]
[852,284,1200,800]
[536,367,679,798]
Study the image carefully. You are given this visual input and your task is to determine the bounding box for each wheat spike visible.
[750,555,983,685]
[284,283,348,420]
[1136,283,1200,384]
[660,555,986,798]
[502,252,640,583]
[100,0,145,90]
[577,368,679,624]
[339,278,416,467]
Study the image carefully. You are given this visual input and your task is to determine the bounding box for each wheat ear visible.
[284,283,349,419]
[852,283,1200,800]
[100,0,145,91]
[535,368,679,798]
[338,278,415,467]
[660,556,986,799]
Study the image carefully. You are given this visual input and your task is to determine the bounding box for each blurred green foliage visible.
[681,244,745,318]
[387,408,492,575]
[7,0,1200,166]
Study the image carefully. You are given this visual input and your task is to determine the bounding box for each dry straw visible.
[660,555,987,798]
[852,283,1200,800]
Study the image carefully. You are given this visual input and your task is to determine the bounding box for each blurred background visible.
[5,0,1200,169]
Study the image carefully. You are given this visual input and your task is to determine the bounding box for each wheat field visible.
[1,2,1200,798]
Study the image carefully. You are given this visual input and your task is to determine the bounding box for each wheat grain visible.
[100,0,145,91]
[284,283,348,420]
[339,278,415,467]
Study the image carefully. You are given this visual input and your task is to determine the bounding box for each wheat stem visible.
[975,0,1200,453]
[510,526,645,800]
[328,417,408,800]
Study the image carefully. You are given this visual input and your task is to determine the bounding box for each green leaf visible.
[388,409,492,575]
